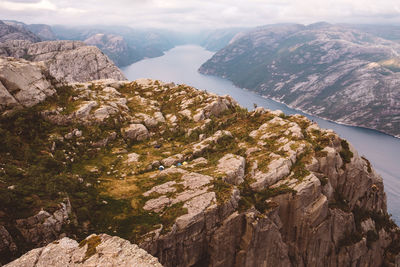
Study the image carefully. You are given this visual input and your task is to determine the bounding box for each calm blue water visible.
[122,45,400,223]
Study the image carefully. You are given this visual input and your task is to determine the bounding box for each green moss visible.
[361,156,372,173]
[290,150,312,181]
[209,177,233,204]
[160,202,188,234]
[79,235,102,261]
[239,182,296,213]
[315,150,328,158]
[339,139,353,165]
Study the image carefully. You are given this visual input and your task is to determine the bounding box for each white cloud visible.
[0,0,399,29]
[0,0,56,11]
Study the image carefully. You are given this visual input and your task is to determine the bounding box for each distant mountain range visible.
[0,19,241,68]
[199,22,400,137]
[0,20,41,43]
[3,20,57,40]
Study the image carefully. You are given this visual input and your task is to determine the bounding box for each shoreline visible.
[200,71,400,140]
[263,94,400,140]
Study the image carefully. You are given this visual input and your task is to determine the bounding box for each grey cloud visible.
[5,0,41,2]
[1,0,399,30]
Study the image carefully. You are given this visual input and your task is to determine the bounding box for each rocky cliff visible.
[0,40,126,82]
[199,23,400,138]
[200,28,246,51]
[84,33,141,67]
[0,65,399,266]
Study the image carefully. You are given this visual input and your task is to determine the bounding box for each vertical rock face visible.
[0,199,72,265]
[5,234,162,267]
[0,40,127,83]
[141,139,393,267]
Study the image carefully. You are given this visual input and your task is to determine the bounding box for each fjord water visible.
[122,45,400,223]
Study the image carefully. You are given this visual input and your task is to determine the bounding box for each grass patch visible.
[160,202,188,234]
[361,156,372,173]
[339,139,353,165]
[79,235,102,261]
[239,182,296,213]
[209,177,233,204]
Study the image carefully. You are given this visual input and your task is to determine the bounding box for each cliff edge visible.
[0,70,399,266]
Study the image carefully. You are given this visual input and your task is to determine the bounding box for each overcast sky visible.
[1,0,400,30]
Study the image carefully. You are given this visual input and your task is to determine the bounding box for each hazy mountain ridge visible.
[0,20,41,43]
[3,20,57,41]
[200,27,247,51]
[0,19,244,68]
[343,24,400,43]
[199,23,400,137]
[52,25,175,67]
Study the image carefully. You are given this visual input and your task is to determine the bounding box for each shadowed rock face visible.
[0,40,127,83]
[0,74,399,266]
[199,23,400,137]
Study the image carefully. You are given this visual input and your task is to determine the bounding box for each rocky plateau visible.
[0,55,399,266]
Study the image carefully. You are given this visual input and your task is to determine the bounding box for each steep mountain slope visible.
[344,24,400,43]
[0,40,126,82]
[200,28,246,51]
[26,24,57,41]
[3,20,57,41]
[84,33,141,67]
[0,58,399,266]
[199,23,400,137]
[0,20,40,43]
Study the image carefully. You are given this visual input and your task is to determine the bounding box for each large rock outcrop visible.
[0,40,126,83]
[0,78,399,266]
[0,57,55,115]
[5,234,162,267]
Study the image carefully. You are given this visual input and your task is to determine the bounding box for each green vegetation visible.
[2,78,386,266]
[79,235,102,261]
[290,151,311,181]
[361,156,372,173]
[209,177,233,204]
[339,139,353,165]
[239,182,296,213]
